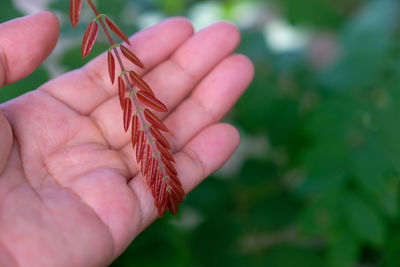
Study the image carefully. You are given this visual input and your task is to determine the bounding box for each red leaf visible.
[82,21,99,58]
[105,16,131,45]
[170,187,184,203]
[159,199,168,216]
[157,180,167,209]
[136,131,146,163]
[118,76,126,109]
[141,144,151,172]
[70,0,82,28]
[161,155,177,176]
[137,91,168,113]
[168,179,185,201]
[166,169,180,185]
[107,51,115,84]
[149,159,158,185]
[123,98,132,132]
[144,152,153,177]
[129,71,153,96]
[150,127,171,149]
[120,45,145,69]
[156,196,167,216]
[154,171,163,197]
[168,194,179,215]
[144,109,168,132]
[131,115,139,150]
[156,142,175,163]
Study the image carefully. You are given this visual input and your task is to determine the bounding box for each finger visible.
[91,21,241,149]
[0,111,12,174]
[41,17,194,115]
[165,54,254,150]
[0,11,59,87]
[129,123,240,233]
[0,11,58,173]
[119,54,252,175]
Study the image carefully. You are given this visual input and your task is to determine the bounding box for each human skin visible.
[0,12,254,266]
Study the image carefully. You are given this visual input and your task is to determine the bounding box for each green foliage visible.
[2,0,400,265]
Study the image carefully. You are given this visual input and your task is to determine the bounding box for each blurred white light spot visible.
[264,19,310,53]
[170,207,203,231]
[188,1,224,30]
[13,0,52,14]
[231,2,269,29]
[136,11,165,29]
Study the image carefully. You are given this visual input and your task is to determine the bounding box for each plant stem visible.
[86,0,168,180]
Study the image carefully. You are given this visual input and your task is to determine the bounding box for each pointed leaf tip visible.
[129,71,153,95]
[144,109,169,132]
[107,51,115,84]
[123,98,132,132]
[70,0,82,28]
[121,45,145,69]
[118,76,126,109]
[82,21,99,59]
[137,91,168,113]
[105,16,131,45]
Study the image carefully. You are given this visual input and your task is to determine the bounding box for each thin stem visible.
[86,0,169,180]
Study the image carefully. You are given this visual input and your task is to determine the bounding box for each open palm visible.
[0,12,253,266]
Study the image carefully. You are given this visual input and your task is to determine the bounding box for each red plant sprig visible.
[70,0,185,216]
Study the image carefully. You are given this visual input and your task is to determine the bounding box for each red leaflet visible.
[137,91,168,112]
[169,198,179,215]
[149,159,158,185]
[159,193,169,216]
[82,21,99,58]
[146,157,155,177]
[154,171,163,196]
[144,109,168,132]
[168,179,185,200]
[162,155,177,176]
[168,194,178,215]
[129,71,154,96]
[120,45,145,69]
[107,51,115,84]
[141,144,151,172]
[150,127,171,149]
[157,181,167,209]
[118,76,125,108]
[144,149,153,175]
[131,115,139,150]
[105,16,131,45]
[170,186,184,203]
[70,0,82,28]
[123,98,132,132]
[156,142,175,163]
[166,168,180,185]
[136,131,146,163]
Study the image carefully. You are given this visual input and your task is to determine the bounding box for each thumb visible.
[0,11,59,172]
[0,11,59,86]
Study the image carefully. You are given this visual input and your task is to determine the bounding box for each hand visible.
[0,12,254,266]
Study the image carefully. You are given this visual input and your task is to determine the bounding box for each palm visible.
[0,12,253,266]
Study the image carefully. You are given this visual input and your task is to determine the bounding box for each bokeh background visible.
[1,0,400,266]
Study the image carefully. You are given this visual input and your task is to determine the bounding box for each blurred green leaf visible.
[346,194,385,246]
[253,244,323,267]
[0,0,22,22]
[273,0,362,28]
[327,231,360,267]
